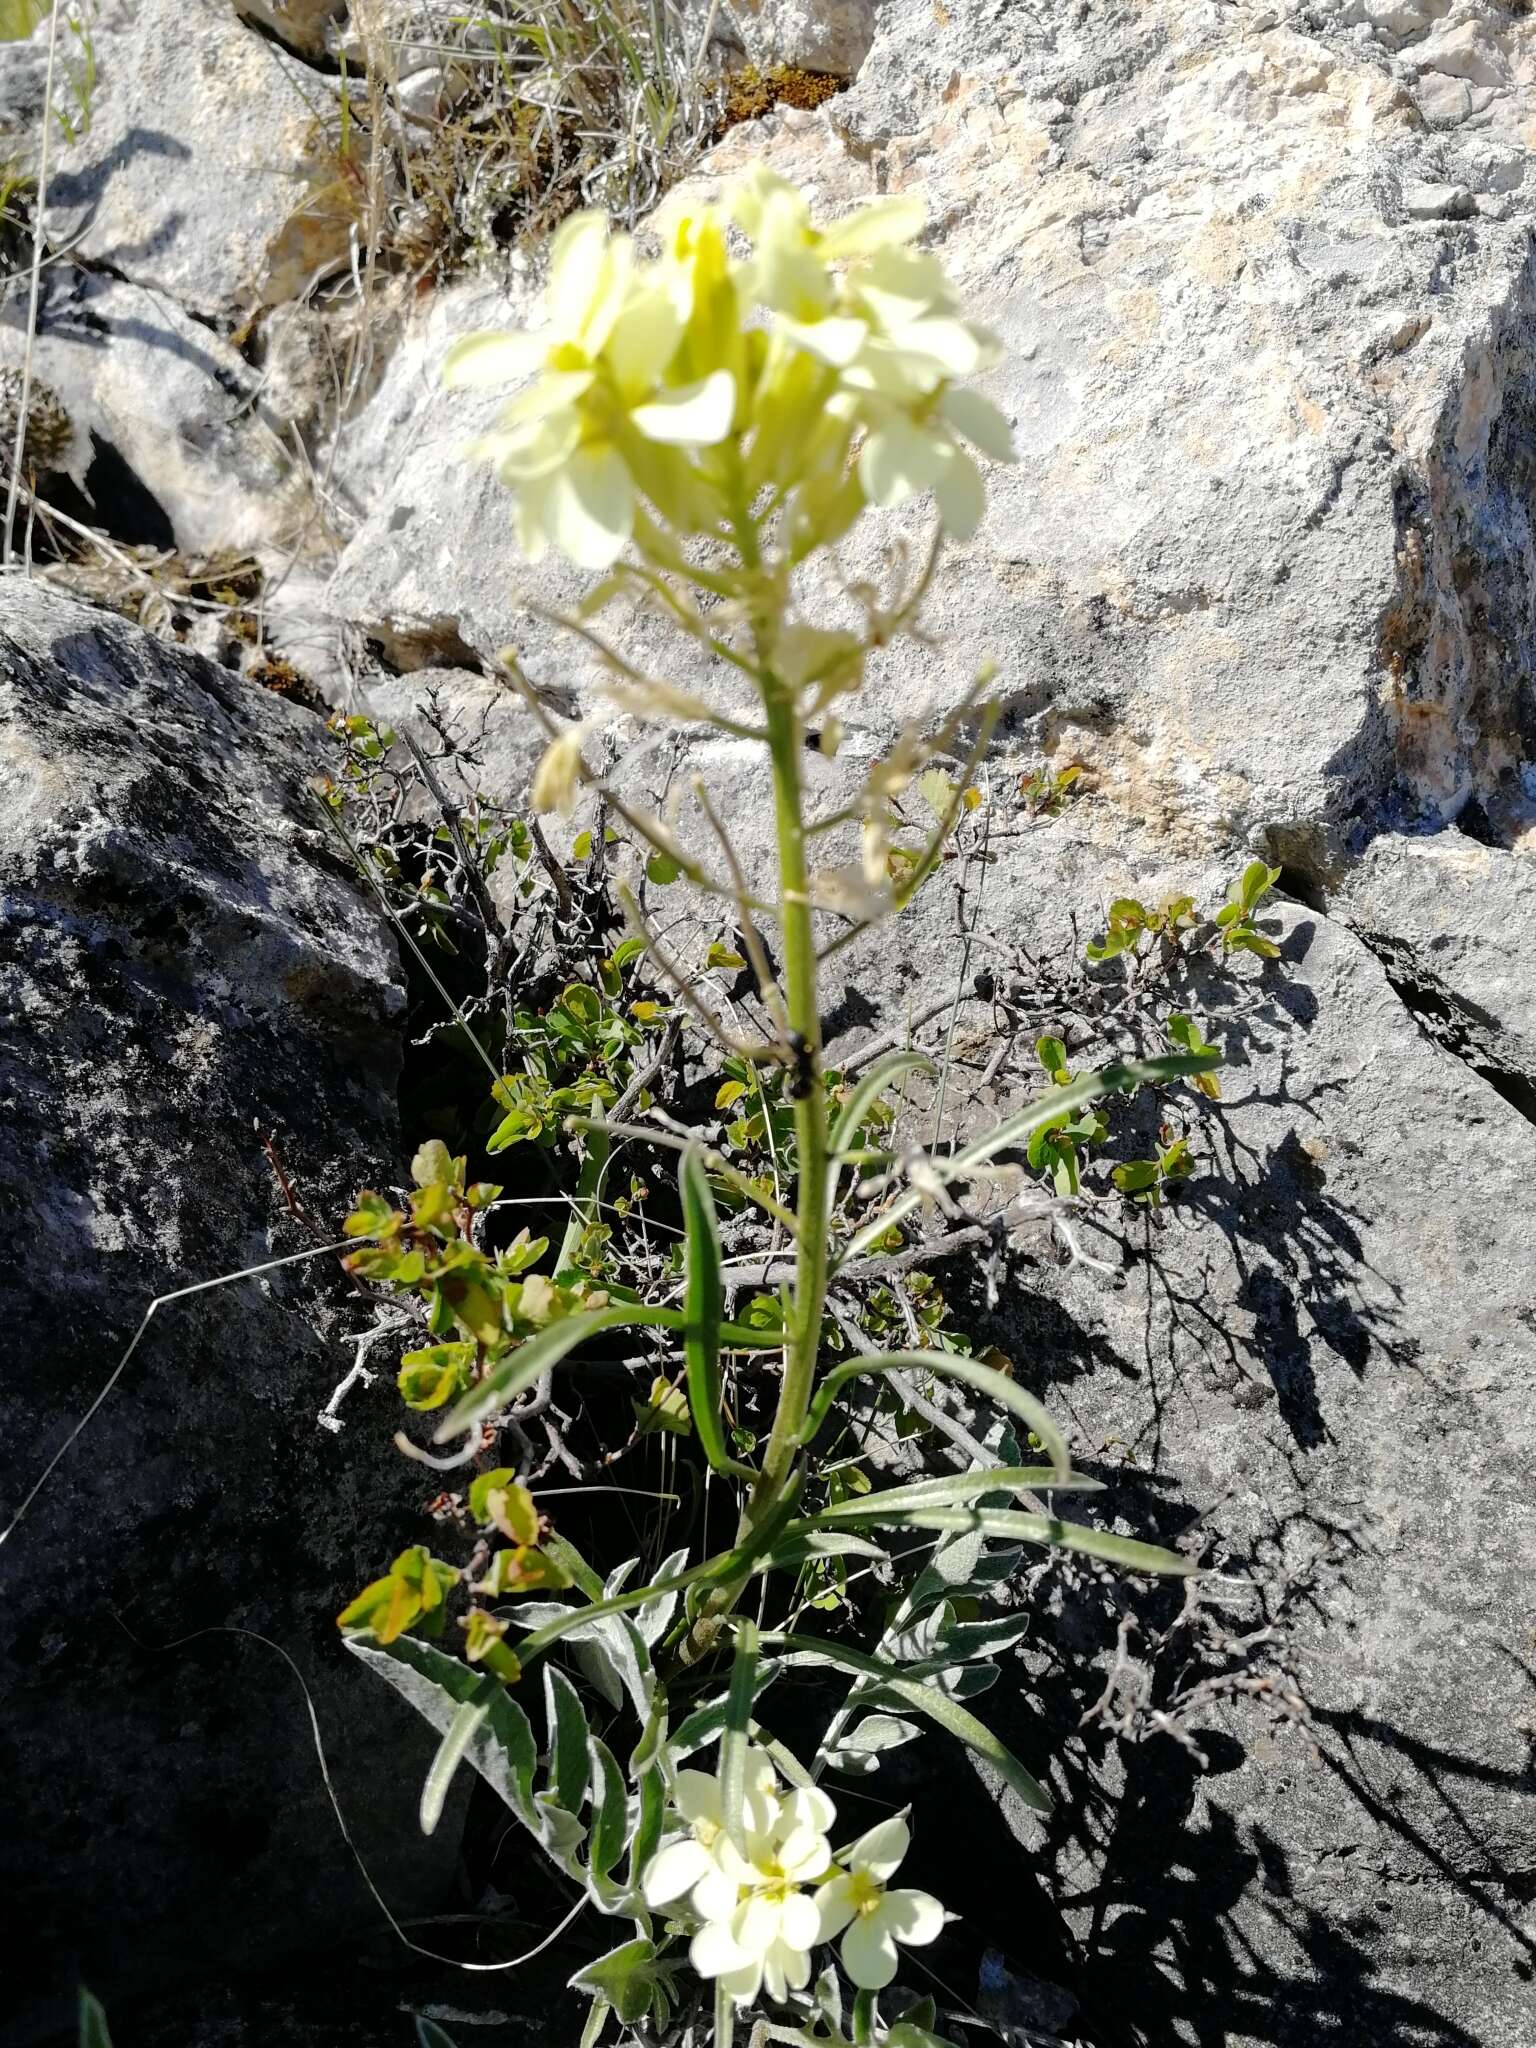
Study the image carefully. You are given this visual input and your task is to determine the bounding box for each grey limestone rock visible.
[0,580,461,2041]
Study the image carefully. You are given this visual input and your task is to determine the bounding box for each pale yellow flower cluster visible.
[640,1752,945,2005]
[444,167,1014,571]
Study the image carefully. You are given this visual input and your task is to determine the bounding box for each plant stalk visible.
[670,559,833,1667]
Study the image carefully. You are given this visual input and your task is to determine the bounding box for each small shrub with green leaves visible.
[335,168,1226,2048]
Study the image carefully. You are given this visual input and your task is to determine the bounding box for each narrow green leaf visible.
[760,1530,889,1570]
[543,1529,607,1603]
[627,1749,666,1889]
[829,1505,1196,1576]
[762,1631,1052,1813]
[837,1054,1220,1268]
[420,1686,495,1836]
[806,1467,1100,1522]
[79,1991,113,2048]
[546,1665,591,1816]
[435,1302,777,1441]
[830,1050,934,1159]
[680,1144,749,1479]
[801,1349,1071,1482]
[417,2022,460,2048]
[586,1735,629,1887]
[348,1636,539,1828]
[748,1719,818,1789]
[558,1118,611,1270]
[718,1617,760,1859]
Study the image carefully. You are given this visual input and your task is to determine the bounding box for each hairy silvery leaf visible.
[585,1736,632,1905]
[633,1545,690,1647]
[546,1665,592,1816]
[348,1635,538,1831]
[824,1711,922,1774]
[571,1937,673,2027]
[669,1668,780,1761]
[507,1561,661,1725]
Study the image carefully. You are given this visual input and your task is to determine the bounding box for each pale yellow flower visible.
[688,1784,838,2006]
[444,212,735,569]
[813,1815,946,1991]
[529,719,590,815]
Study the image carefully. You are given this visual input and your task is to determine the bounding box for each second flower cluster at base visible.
[642,1748,947,2005]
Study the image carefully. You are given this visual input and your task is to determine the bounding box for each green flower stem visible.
[751,680,830,1504]
[670,579,834,1668]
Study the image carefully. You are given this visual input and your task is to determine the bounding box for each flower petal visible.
[719,1958,764,2007]
[933,445,986,539]
[858,415,949,508]
[897,315,989,377]
[604,285,684,397]
[842,1912,899,1991]
[819,195,927,261]
[781,1784,838,1838]
[672,1770,723,1826]
[779,315,870,368]
[940,386,1016,461]
[881,1888,946,1948]
[692,1920,753,1980]
[815,1874,857,1942]
[690,1857,741,1924]
[764,1933,813,2001]
[776,1823,832,1882]
[547,212,611,334]
[442,328,544,389]
[641,1836,712,1908]
[779,1890,821,1953]
[732,1891,782,1960]
[499,368,594,426]
[850,1814,910,1884]
[630,370,736,446]
[477,408,581,482]
[546,443,634,570]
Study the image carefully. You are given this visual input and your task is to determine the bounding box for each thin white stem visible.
[3,0,62,568]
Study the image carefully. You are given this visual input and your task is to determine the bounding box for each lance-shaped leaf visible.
[586,1735,630,1897]
[837,1053,1220,1267]
[830,1050,935,1159]
[435,1300,778,1441]
[761,1630,1052,1813]
[815,1504,1196,1576]
[79,1992,113,2048]
[680,1143,751,1478]
[805,1466,1100,1522]
[546,1664,592,1816]
[347,1634,538,1830]
[420,1682,497,1836]
[801,1348,1071,1481]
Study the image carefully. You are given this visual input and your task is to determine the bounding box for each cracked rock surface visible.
[3,0,1535,2043]
[0,583,460,2042]
[328,0,1536,872]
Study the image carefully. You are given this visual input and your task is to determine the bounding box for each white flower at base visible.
[641,1754,781,1921]
[687,1784,838,2006]
[813,1815,946,1991]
